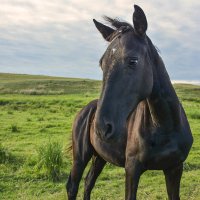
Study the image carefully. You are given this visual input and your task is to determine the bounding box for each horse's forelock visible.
[103,16,133,30]
[103,17,133,42]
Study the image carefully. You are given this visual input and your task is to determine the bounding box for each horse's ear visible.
[93,19,115,41]
[133,5,148,36]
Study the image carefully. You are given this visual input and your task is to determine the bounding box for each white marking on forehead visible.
[112,48,117,54]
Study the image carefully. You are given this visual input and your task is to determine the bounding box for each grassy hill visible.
[0,73,102,95]
[0,73,199,200]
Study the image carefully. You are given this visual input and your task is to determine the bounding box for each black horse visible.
[67,5,193,200]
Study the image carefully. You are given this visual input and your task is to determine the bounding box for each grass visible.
[37,141,63,182]
[0,73,199,199]
[0,73,101,95]
[0,145,12,164]
[10,124,20,132]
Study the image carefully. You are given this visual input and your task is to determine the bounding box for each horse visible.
[66,5,193,200]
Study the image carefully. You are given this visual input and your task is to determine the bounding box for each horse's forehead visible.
[122,33,141,47]
[111,32,141,50]
[107,31,146,57]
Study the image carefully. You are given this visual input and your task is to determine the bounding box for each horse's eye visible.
[128,57,138,67]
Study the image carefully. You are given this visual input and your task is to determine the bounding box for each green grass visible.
[37,141,63,182]
[0,73,101,95]
[0,73,199,200]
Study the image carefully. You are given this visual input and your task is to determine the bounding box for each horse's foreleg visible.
[84,156,106,200]
[163,163,183,200]
[125,158,145,200]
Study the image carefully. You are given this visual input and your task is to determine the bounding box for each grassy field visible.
[0,73,199,200]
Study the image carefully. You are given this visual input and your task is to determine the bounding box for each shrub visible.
[37,141,63,181]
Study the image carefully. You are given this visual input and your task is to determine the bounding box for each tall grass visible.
[37,141,63,181]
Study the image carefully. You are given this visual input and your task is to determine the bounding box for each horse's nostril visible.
[95,118,115,141]
[105,123,113,137]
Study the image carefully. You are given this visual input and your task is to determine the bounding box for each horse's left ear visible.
[133,5,148,36]
[93,19,115,41]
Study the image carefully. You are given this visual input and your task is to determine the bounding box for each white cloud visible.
[0,0,199,80]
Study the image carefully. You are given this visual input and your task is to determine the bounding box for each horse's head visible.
[94,5,154,142]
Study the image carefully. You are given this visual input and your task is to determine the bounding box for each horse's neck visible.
[147,55,182,132]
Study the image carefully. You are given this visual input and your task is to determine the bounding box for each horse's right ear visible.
[93,19,115,41]
[133,5,148,36]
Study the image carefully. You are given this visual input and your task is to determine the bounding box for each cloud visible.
[0,0,199,80]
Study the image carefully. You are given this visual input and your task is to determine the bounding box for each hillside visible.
[0,73,200,99]
[0,73,102,95]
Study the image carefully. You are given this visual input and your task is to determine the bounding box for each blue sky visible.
[0,0,199,81]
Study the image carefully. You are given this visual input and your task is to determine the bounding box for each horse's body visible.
[67,5,193,200]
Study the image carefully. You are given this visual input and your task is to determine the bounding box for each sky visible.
[0,0,199,81]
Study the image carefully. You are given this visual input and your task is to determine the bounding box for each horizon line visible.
[0,72,200,85]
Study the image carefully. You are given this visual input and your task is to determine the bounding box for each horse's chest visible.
[136,132,186,169]
[90,131,126,167]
